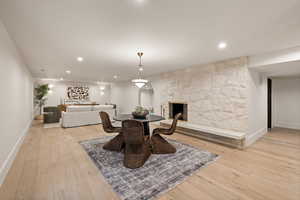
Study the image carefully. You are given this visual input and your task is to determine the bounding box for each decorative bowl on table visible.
[132,106,149,119]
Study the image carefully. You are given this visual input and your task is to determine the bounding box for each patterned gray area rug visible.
[80,136,218,200]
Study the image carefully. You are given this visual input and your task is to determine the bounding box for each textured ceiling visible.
[1,0,300,81]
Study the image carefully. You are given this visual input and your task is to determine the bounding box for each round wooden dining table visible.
[114,114,165,135]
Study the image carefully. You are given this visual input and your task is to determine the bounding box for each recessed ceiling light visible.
[139,67,143,71]
[218,42,227,49]
[77,57,84,62]
[48,84,54,89]
[66,70,71,74]
[100,86,105,90]
[113,75,118,79]
[60,77,64,81]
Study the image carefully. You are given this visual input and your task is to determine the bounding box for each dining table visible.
[114,114,165,135]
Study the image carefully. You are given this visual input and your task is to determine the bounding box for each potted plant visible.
[132,106,149,119]
[34,84,50,120]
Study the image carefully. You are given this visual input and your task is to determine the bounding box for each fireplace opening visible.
[169,102,188,121]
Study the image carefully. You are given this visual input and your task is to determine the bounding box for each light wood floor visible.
[0,121,299,200]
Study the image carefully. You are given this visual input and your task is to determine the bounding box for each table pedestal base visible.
[143,122,150,135]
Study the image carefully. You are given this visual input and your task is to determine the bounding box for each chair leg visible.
[151,134,176,154]
[103,133,125,152]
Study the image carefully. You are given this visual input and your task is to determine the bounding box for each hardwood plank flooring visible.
[0,122,299,200]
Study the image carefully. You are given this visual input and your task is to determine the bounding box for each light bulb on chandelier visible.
[132,78,148,88]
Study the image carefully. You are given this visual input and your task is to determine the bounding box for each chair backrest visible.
[169,113,182,134]
[99,111,114,133]
[122,120,144,144]
[43,106,59,112]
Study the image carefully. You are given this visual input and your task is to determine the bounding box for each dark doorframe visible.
[267,78,272,129]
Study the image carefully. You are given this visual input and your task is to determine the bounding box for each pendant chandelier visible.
[132,52,148,88]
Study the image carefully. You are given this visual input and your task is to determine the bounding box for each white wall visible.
[110,81,154,114]
[111,81,140,114]
[35,80,111,107]
[140,89,154,109]
[150,75,166,115]
[0,20,33,185]
[246,70,268,146]
[272,78,300,130]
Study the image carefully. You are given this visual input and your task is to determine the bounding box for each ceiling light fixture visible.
[66,70,71,74]
[132,52,148,88]
[60,77,64,81]
[48,84,54,89]
[113,75,118,79]
[132,78,148,88]
[218,42,227,49]
[99,86,105,90]
[77,57,84,62]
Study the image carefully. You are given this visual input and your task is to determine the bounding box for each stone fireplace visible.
[169,102,188,121]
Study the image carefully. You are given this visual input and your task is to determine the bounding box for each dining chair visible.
[151,113,182,154]
[100,111,124,152]
[122,120,151,169]
[43,106,61,123]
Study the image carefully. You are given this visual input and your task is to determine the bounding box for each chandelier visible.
[132,52,148,88]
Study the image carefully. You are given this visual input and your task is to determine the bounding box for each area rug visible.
[80,136,218,200]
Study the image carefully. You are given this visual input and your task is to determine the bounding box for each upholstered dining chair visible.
[151,113,182,154]
[122,120,151,169]
[99,111,124,152]
[43,106,61,123]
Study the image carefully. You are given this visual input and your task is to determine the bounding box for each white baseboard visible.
[0,120,32,186]
[275,121,300,130]
[245,127,268,147]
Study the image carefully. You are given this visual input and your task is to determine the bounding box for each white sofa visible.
[62,105,115,128]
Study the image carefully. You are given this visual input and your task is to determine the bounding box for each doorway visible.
[267,78,272,129]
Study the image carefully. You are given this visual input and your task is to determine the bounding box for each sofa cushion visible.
[92,105,114,111]
[67,105,93,112]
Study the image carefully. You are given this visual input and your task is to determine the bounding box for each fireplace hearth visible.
[169,102,188,121]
